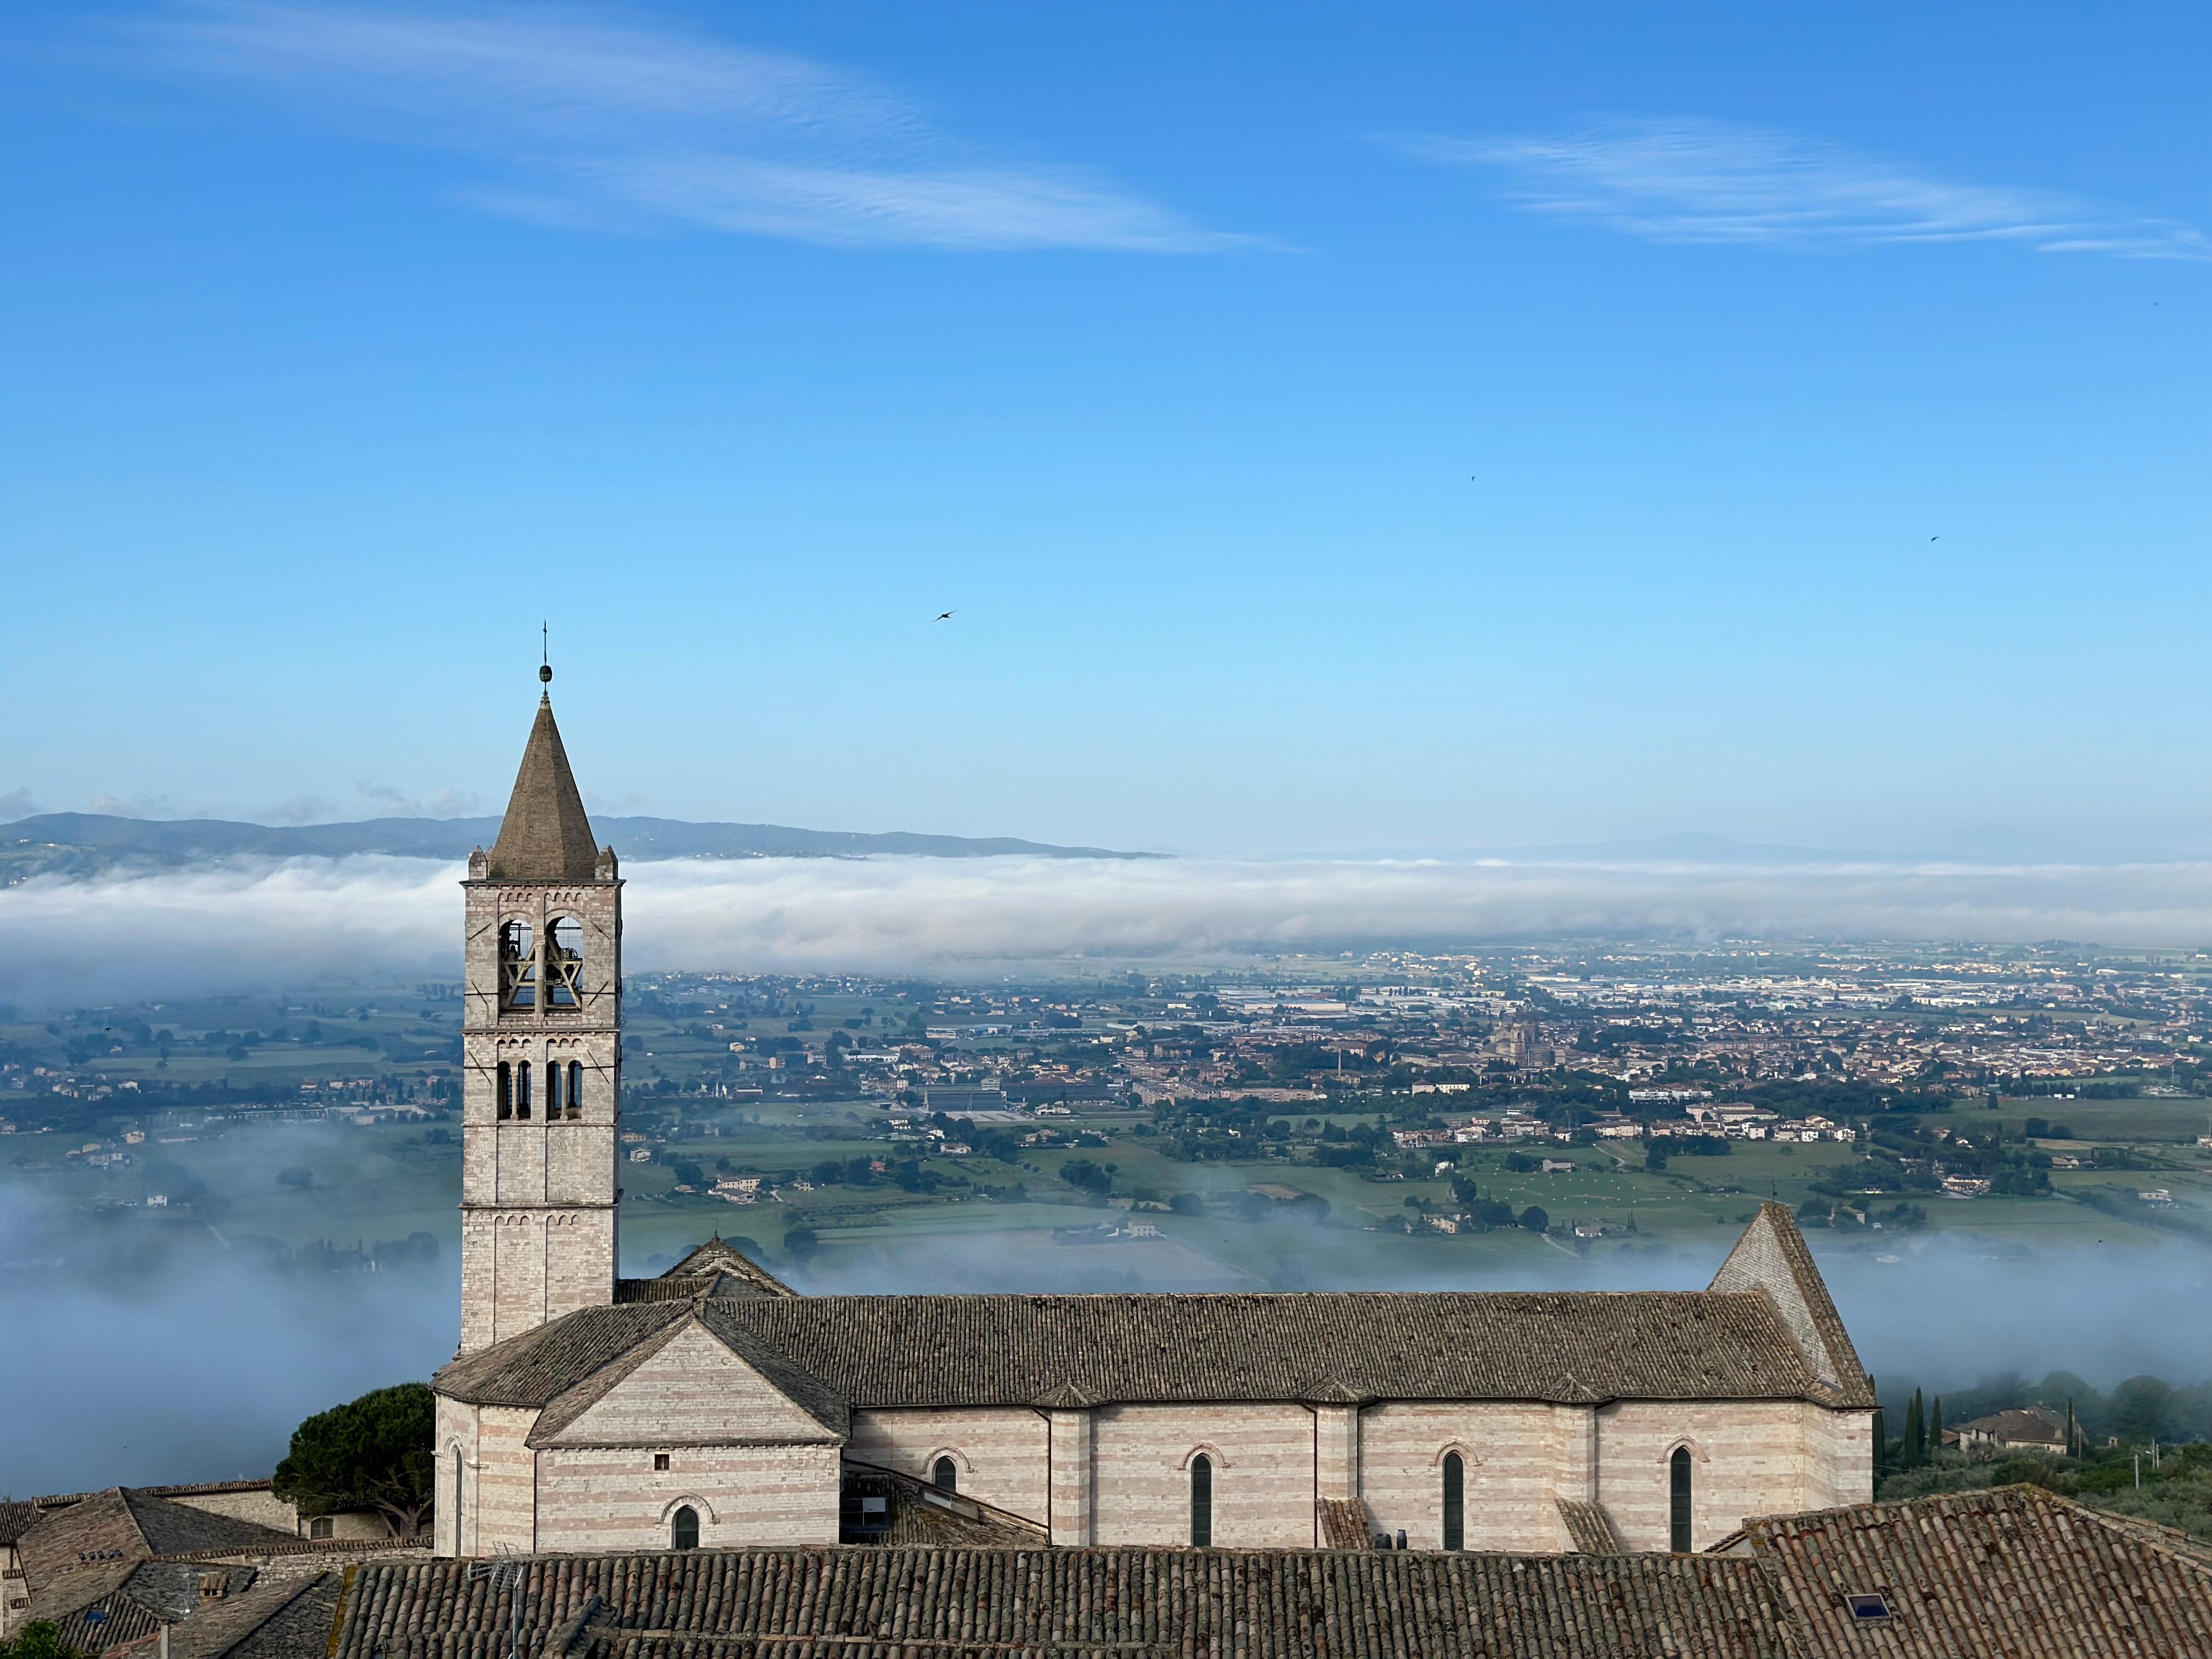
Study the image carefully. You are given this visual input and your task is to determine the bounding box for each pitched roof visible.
[661,1237,798,1298]
[1951,1405,2067,1443]
[15,1490,297,1595]
[156,1570,344,1659]
[1555,1498,1624,1554]
[524,1307,849,1447]
[316,1487,2212,1659]
[329,1545,1793,1659]
[484,696,601,882]
[438,1282,1836,1415]
[1706,1203,1874,1406]
[1314,1498,1375,1550]
[31,1560,261,1652]
[1747,1484,2212,1656]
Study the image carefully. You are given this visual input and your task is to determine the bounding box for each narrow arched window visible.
[1189,1455,1212,1548]
[496,1062,512,1121]
[499,920,535,1009]
[672,1505,698,1550]
[932,1457,957,1492]
[516,1060,532,1121]
[450,1453,462,1549]
[567,1061,584,1119]
[1669,1447,1693,1553]
[1441,1452,1464,1551]
[545,917,584,1008]
[545,1061,561,1119]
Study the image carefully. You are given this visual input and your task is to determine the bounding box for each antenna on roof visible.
[539,622,552,686]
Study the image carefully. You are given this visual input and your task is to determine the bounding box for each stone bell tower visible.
[457,667,623,1354]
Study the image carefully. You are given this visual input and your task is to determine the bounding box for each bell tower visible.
[457,665,622,1353]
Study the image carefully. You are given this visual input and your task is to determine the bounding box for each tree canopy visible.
[272,1380,436,1538]
[0,1623,88,1659]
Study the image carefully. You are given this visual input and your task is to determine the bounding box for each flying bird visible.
[1929,535,1939,541]
[935,611,953,621]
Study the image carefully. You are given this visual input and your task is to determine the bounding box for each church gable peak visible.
[1707,1203,1872,1403]
[532,1317,847,1449]
[486,694,601,883]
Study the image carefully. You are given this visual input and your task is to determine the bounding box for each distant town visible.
[7,939,2211,1276]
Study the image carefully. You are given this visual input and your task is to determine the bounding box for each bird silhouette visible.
[935,611,953,621]
[1929,535,1939,542]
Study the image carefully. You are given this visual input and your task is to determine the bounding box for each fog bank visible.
[8,851,2212,1005]
[6,1200,2208,1495]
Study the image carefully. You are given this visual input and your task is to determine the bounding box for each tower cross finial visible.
[540,621,552,685]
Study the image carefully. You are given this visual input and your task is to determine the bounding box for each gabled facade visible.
[436,686,1876,1561]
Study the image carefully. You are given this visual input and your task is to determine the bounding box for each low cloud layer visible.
[7,851,2212,1005]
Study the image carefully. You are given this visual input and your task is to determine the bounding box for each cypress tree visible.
[1904,1389,1925,1466]
[2066,1397,2077,1458]
[1931,1396,1944,1456]
[1871,1375,1887,1475]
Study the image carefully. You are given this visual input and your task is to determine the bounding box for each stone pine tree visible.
[273,1382,437,1538]
[1903,1389,1926,1467]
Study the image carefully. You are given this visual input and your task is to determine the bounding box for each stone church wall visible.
[535,1446,840,1550]
[846,1408,1050,1525]
[435,1401,540,1556]
[1358,1402,1566,1551]
[1596,1401,1861,1551]
[1091,1403,1316,1549]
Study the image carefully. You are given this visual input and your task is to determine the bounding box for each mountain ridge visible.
[0,811,1158,881]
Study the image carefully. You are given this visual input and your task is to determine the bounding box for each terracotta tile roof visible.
[840,1464,1048,1548]
[318,1489,2212,1658]
[329,1547,1793,1659]
[1706,1204,1875,1407]
[658,1238,797,1299]
[152,1571,345,1659]
[1555,1498,1624,1554]
[1746,1483,2212,1656]
[484,696,600,883]
[5,1484,280,1549]
[32,1560,260,1652]
[1314,1498,1375,1551]
[1,1499,42,1547]
[438,1289,1832,1414]
[16,1491,297,1597]
[1949,1405,2067,1444]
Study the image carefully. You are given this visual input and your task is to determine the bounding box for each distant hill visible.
[0,811,1156,882]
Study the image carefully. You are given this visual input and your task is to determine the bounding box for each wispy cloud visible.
[1391,117,2210,262]
[134,3,1254,252]
[11,851,2212,1006]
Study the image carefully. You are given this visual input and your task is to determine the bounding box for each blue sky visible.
[4,2,2208,857]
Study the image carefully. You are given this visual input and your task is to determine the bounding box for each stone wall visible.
[458,879,622,1353]
[537,1446,840,1550]
[544,1323,840,1448]
[439,1390,1871,1558]
[1359,1402,1565,1551]
[846,1408,1049,1525]
[1090,1403,1317,1550]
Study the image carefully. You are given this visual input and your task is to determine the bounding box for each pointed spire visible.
[485,691,601,881]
